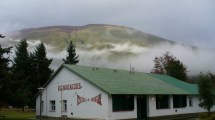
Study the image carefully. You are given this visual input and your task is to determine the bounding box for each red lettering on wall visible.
[77,94,102,106]
[58,83,82,91]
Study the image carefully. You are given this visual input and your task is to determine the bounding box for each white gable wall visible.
[36,68,109,119]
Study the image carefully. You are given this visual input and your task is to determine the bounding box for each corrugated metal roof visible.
[147,74,198,95]
[63,64,198,95]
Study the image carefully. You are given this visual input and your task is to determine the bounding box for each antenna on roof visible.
[129,63,134,74]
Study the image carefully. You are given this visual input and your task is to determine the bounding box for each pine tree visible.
[63,41,79,64]
[0,35,12,108]
[0,45,11,82]
[12,39,32,108]
[30,42,53,94]
[13,39,31,75]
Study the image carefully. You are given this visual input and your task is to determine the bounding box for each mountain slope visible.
[3,24,215,75]
[8,24,175,51]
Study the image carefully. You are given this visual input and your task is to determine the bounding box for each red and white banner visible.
[77,94,102,106]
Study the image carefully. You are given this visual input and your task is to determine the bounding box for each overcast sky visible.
[1,0,215,49]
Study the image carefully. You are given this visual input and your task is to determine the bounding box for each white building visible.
[36,64,214,120]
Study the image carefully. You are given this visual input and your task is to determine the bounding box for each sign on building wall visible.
[58,83,82,91]
[77,94,102,106]
[58,83,102,106]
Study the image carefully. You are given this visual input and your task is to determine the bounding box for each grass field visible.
[0,109,35,120]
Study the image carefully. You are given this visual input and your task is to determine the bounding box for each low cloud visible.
[1,39,215,76]
[47,41,215,76]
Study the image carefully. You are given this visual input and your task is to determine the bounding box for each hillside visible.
[3,24,215,75]
[7,24,175,51]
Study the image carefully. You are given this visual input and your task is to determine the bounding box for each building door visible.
[137,95,147,120]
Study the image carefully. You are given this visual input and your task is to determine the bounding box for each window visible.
[156,95,170,109]
[173,95,187,108]
[112,95,134,111]
[62,100,67,112]
[50,100,55,111]
[189,97,193,107]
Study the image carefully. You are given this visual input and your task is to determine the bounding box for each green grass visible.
[0,110,35,120]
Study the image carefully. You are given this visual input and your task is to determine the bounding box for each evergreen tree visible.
[30,42,53,94]
[13,39,31,75]
[0,72,15,107]
[198,73,214,118]
[0,45,11,83]
[63,41,79,64]
[151,51,187,81]
[0,35,12,107]
[12,39,32,108]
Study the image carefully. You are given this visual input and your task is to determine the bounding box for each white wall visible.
[36,68,109,119]
[148,95,215,117]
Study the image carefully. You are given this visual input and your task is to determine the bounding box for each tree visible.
[12,39,31,76]
[0,45,12,83]
[0,35,12,108]
[165,59,187,81]
[63,41,79,64]
[9,40,53,108]
[30,42,53,94]
[12,39,32,109]
[0,35,11,84]
[151,51,187,81]
[198,73,214,118]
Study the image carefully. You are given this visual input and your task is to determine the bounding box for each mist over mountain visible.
[2,24,215,76]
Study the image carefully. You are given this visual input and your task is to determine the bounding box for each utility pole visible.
[61,90,63,120]
[38,87,44,120]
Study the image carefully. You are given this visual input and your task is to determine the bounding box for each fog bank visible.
[1,39,215,76]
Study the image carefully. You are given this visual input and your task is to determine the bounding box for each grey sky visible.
[1,0,215,49]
